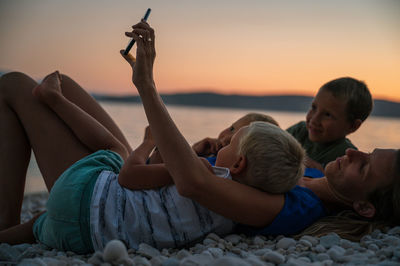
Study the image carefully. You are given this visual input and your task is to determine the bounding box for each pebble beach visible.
[1,192,400,266]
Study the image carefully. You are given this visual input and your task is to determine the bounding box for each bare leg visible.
[0,77,31,229]
[59,74,132,153]
[0,71,131,229]
[0,212,44,244]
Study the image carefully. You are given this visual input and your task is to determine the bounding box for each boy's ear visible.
[353,200,375,218]
[347,119,362,134]
[230,155,247,175]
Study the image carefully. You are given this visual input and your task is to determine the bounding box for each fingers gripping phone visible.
[123,8,152,55]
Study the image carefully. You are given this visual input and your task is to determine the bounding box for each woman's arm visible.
[121,22,284,227]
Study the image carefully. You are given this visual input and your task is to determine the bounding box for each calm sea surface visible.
[25,102,400,193]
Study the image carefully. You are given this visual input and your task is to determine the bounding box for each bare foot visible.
[32,71,62,102]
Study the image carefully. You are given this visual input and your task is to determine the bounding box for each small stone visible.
[236,242,249,250]
[137,243,161,259]
[88,251,104,265]
[132,256,151,266]
[245,255,267,266]
[192,243,206,253]
[377,261,400,266]
[176,249,191,260]
[252,248,272,256]
[314,244,326,253]
[327,245,345,262]
[339,239,354,249]
[315,253,329,261]
[320,234,340,249]
[383,236,400,246]
[224,234,242,245]
[103,240,128,262]
[13,243,32,253]
[300,235,319,246]
[262,251,285,264]
[149,255,168,266]
[387,226,400,235]
[180,253,213,266]
[393,248,400,258]
[161,257,180,266]
[18,246,43,260]
[376,247,393,258]
[203,238,217,246]
[209,256,252,266]
[207,247,224,258]
[0,243,21,261]
[276,237,296,249]
[321,259,334,266]
[344,248,354,255]
[19,258,47,266]
[253,236,265,246]
[298,239,313,248]
[207,233,221,242]
[368,243,379,252]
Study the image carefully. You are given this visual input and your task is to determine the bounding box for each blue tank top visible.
[207,155,327,235]
[237,185,328,236]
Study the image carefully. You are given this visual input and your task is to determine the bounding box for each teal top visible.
[287,121,357,167]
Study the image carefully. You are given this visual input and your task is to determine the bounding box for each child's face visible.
[215,126,248,169]
[218,117,250,147]
[306,89,353,143]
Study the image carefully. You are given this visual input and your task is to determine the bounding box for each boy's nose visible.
[308,112,322,125]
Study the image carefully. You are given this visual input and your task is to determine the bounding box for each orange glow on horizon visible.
[1,1,399,102]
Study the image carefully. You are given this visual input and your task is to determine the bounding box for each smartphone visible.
[123,8,152,55]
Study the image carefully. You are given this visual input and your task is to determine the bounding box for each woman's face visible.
[325,148,398,201]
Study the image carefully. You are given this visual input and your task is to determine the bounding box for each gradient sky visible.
[1,0,399,101]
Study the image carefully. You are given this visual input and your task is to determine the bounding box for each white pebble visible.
[300,235,319,246]
[176,249,191,259]
[262,251,285,264]
[137,243,161,259]
[387,226,400,235]
[320,234,340,249]
[103,239,128,263]
[276,237,296,249]
[327,245,345,262]
[224,234,242,245]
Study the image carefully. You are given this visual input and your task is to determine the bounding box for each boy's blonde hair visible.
[238,122,305,194]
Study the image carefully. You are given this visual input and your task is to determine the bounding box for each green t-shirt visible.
[286,121,357,167]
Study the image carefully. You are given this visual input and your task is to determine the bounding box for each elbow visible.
[175,176,206,199]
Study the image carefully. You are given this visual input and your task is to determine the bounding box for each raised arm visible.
[120,22,284,227]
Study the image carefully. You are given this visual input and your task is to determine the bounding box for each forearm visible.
[45,94,127,157]
[137,86,206,192]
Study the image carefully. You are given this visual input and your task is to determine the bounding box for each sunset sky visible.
[1,0,399,101]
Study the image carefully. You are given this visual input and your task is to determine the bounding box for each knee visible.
[0,72,37,98]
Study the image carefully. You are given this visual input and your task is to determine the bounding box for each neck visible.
[301,177,353,211]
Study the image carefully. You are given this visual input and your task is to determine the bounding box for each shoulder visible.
[237,186,327,236]
[286,121,306,132]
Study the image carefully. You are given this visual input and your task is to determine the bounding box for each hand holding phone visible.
[123,8,152,55]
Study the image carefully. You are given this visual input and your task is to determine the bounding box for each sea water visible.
[25,102,400,193]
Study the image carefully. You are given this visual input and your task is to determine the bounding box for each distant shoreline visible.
[92,92,400,118]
